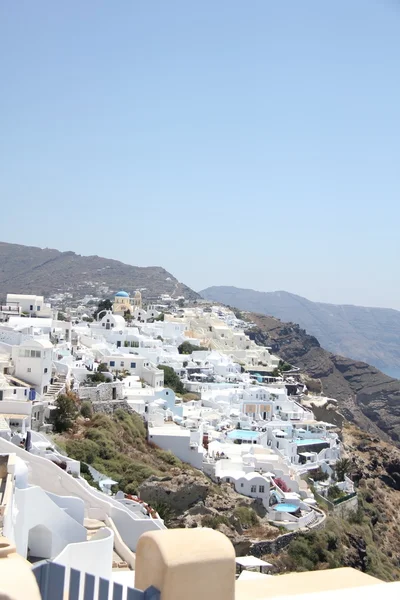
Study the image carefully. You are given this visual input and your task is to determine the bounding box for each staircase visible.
[43,374,66,403]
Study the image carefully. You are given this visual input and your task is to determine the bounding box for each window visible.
[251,485,256,493]
[13,389,16,394]
[102,323,105,327]
[226,478,230,483]
[30,305,33,311]
[37,306,40,311]
[259,485,265,493]
[27,368,31,373]
[24,389,27,396]
[111,323,114,327]
[241,483,244,488]
[44,368,48,373]
[107,319,110,323]
[110,361,115,367]
[30,350,41,358]
[130,362,136,369]
[120,361,124,367]
[43,386,48,393]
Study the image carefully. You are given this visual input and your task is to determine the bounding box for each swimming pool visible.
[295,438,326,446]
[227,430,260,441]
[273,503,299,513]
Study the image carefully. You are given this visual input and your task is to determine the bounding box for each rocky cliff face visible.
[246,313,400,444]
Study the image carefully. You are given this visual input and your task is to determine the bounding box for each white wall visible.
[45,491,85,524]
[14,486,87,558]
[53,527,114,581]
[148,431,205,469]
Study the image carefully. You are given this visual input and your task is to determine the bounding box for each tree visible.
[57,311,68,321]
[86,372,107,384]
[157,365,185,394]
[155,313,164,321]
[177,299,185,308]
[53,394,78,433]
[178,341,208,354]
[124,309,132,322]
[93,299,112,320]
[97,362,108,373]
[334,458,352,482]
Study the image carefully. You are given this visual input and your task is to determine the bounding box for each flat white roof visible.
[236,556,273,568]
[149,426,190,437]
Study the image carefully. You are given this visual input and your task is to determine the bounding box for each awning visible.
[99,478,118,487]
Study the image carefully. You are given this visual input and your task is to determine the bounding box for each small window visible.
[107,319,110,323]
[27,368,31,373]
[102,323,105,326]
[251,485,256,493]
[30,305,33,311]
[24,389,27,396]
[120,361,124,367]
[37,306,40,311]
[241,483,244,488]
[111,323,114,327]
[110,361,115,367]
[44,368,48,373]
[130,362,136,369]
[259,485,265,493]
[13,389,16,394]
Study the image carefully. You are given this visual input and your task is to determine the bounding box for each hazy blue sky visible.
[1,1,400,308]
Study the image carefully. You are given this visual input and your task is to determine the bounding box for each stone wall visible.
[332,494,358,518]
[78,381,124,403]
[91,400,136,415]
[248,531,298,557]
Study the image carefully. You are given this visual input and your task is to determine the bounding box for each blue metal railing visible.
[32,561,160,600]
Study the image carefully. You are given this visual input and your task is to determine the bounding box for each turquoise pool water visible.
[295,438,326,446]
[227,430,260,441]
[273,503,299,513]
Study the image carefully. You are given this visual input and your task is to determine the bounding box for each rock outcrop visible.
[138,469,277,552]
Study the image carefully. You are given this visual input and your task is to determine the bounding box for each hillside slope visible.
[200,286,400,378]
[245,313,400,444]
[0,241,199,300]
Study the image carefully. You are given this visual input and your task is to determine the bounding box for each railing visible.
[33,561,160,600]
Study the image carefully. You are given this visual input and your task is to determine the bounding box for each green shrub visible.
[201,515,230,530]
[157,365,185,394]
[66,439,100,463]
[80,402,93,418]
[327,485,344,501]
[234,507,259,528]
[156,449,182,466]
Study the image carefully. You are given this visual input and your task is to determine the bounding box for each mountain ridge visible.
[200,285,400,378]
[0,241,199,301]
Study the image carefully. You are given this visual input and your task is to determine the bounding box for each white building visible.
[12,338,54,395]
[5,294,53,318]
